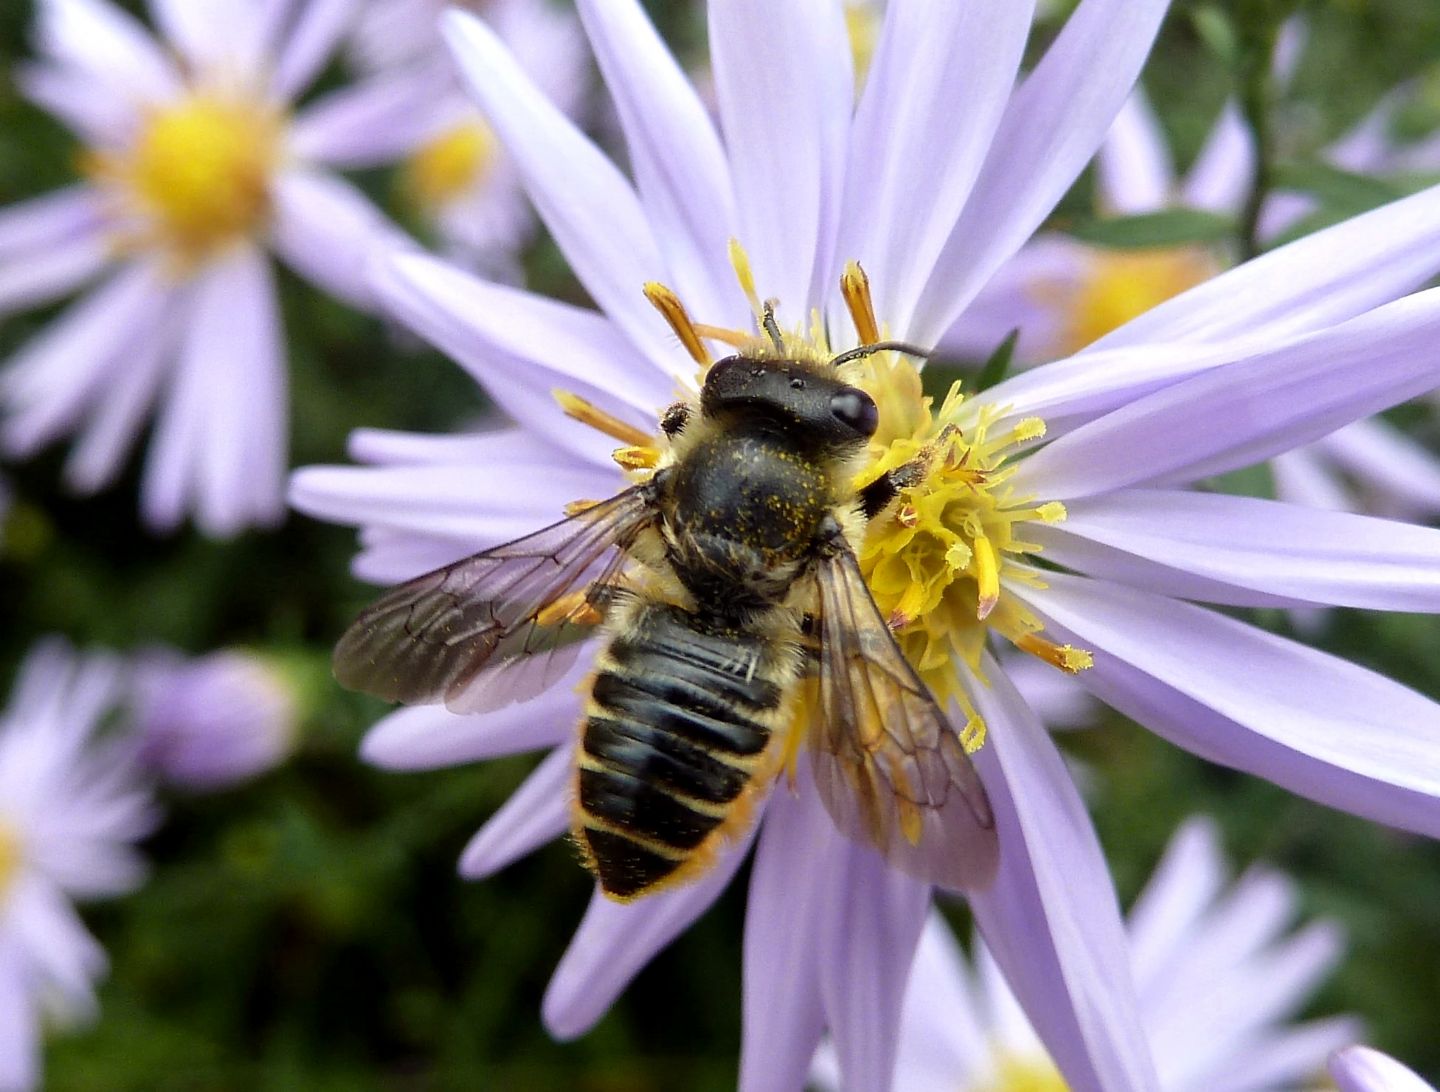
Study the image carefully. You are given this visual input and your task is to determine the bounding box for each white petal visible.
[709,0,852,312]
[1125,816,1226,988]
[1331,1046,1437,1092]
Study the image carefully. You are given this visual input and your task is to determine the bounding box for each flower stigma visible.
[403,120,498,211]
[86,92,284,267]
[555,244,1092,756]
[1057,245,1215,354]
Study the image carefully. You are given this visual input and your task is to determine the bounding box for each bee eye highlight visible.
[830,389,878,437]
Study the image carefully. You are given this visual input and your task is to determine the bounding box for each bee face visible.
[699,355,879,449]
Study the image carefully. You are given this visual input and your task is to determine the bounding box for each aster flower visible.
[0,0,410,538]
[0,640,157,1092]
[292,1,1440,1088]
[300,0,586,274]
[946,63,1440,523]
[1331,1047,1438,1092]
[128,648,298,790]
[812,816,1360,1092]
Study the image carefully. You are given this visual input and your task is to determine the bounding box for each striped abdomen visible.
[576,603,787,899]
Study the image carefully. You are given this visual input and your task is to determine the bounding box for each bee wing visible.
[333,485,656,714]
[808,542,999,891]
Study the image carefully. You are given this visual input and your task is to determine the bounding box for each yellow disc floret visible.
[88,93,283,265]
[0,822,21,903]
[977,1053,1071,1092]
[404,121,497,211]
[1059,245,1216,354]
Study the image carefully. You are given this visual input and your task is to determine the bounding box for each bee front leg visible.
[660,402,691,437]
[857,424,958,520]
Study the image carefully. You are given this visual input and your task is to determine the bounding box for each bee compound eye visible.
[830,389,879,437]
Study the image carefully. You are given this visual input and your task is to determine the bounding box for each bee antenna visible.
[828,341,932,368]
[761,299,785,352]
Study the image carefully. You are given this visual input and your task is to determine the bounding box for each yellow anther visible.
[1036,501,1068,523]
[1011,417,1047,443]
[887,580,928,632]
[959,715,987,755]
[553,390,653,446]
[0,823,20,900]
[612,444,660,471]
[643,281,713,367]
[692,322,753,350]
[973,535,1000,621]
[1017,633,1094,674]
[404,121,495,209]
[728,237,763,316]
[841,260,881,346]
[536,589,603,628]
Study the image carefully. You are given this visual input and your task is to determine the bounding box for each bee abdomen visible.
[576,606,787,899]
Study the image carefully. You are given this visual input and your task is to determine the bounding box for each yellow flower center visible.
[1058,245,1216,354]
[87,93,283,265]
[975,1054,1070,1092]
[403,121,497,211]
[558,245,1092,753]
[845,2,883,86]
[0,822,21,903]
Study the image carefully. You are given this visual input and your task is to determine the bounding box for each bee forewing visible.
[808,544,1000,891]
[332,485,656,713]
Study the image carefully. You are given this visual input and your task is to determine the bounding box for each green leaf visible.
[974,329,1020,392]
[1066,208,1236,250]
[1271,160,1411,212]
[1190,4,1239,66]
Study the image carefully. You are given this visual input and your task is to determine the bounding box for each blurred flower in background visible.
[294,1,1440,1088]
[1332,1047,1439,1092]
[299,0,588,277]
[0,0,410,538]
[0,640,156,1092]
[812,816,1359,1092]
[127,648,298,791]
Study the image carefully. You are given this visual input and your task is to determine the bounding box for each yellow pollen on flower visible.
[1059,245,1216,353]
[975,1053,1071,1092]
[403,120,497,211]
[89,93,283,265]
[844,2,883,87]
[1016,633,1094,674]
[612,444,661,471]
[0,823,21,902]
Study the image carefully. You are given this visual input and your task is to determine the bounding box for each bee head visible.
[700,355,878,448]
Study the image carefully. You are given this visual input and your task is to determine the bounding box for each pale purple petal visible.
[739,786,829,1092]
[1181,101,1253,214]
[270,167,404,309]
[1013,288,1440,500]
[268,0,357,100]
[144,0,280,76]
[0,938,40,1092]
[1033,490,1440,612]
[1097,90,1175,215]
[360,656,583,769]
[1331,1047,1437,1092]
[1125,817,1226,987]
[441,10,676,373]
[1316,418,1440,518]
[1213,1018,1362,1092]
[1095,181,1440,349]
[1022,571,1440,838]
[0,233,107,320]
[839,0,1034,332]
[966,655,1159,1092]
[0,185,104,261]
[544,832,752,1040]
[576,0,741,327]
[38,0,180,104]
[816,831,930,1092]
[289,65,454,167]
[372,250,673,465]
[458,743,572,879]
[1271,447,1352,512]
[909,0,1172,346]
[15,60,138,145]
[709,0,852,312]
[1,260,171,457]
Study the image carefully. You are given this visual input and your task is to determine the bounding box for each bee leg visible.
[858,424,959,520]
[660,402,691,437]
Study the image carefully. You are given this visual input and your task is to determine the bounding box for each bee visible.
[333,317,999,901]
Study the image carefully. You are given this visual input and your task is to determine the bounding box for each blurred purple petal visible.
[458,744,573,879]
[1331,1046,1437,1092]
[1097,91,1175,215]
[269,0,357,100]
[271,167,404,309]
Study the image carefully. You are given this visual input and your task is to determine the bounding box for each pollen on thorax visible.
[86,92,284,266]
[404,120,497,211]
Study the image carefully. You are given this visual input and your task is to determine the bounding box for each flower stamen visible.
[841,259,881,345]
[1016,633,1094,675]
[644,281,713,368]
[553,389,653,446]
